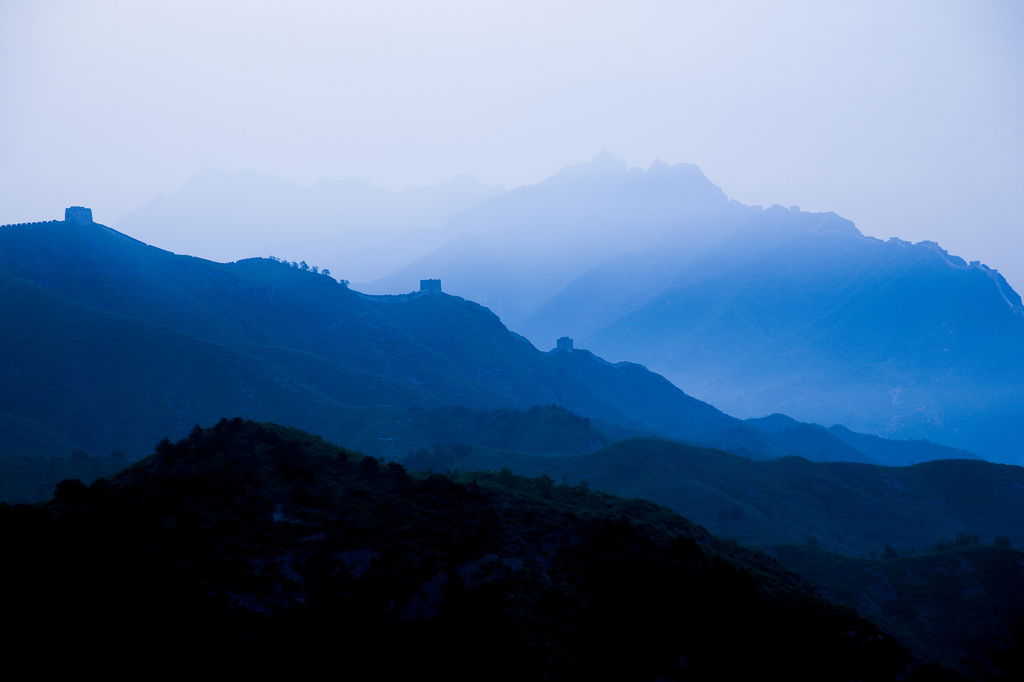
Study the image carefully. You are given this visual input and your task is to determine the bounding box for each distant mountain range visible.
[0,219,973,472]
[579,209,1024,462]
[359,151,753,324]
[113,155,1023,463]
[114,167,504,283]
[349,153,1020,463]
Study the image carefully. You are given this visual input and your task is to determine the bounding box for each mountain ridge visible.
[1,217,980,472]
[0,220,739,458]
[359,151,751,325]
[579,211,1024,462]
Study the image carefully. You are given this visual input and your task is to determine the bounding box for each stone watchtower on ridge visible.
[420,279,442,295]
[65,207,93,224]
[557,337,573,352]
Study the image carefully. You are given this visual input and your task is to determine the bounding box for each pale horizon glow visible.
[2,1,1022,286]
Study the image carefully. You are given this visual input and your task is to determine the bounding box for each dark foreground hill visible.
[2,419,932,680]
[771,541,1024,680]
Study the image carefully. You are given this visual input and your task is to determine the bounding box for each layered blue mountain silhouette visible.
[8,159,1023,679]
[347,152,1023,463]
[0,218,974,469]
[47,151,1024,462]
[579,210,1024,462]
[0,219,736,458]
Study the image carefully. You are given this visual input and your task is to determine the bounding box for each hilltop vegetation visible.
[1,419,925,680]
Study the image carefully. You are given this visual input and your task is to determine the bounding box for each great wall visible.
[1,206,94,229]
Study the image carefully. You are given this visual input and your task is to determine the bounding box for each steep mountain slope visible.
[515,246,701,346]
[521,203,861,345]
[0,419,925,680]
[346,155,1020,463]
[586,208,1024,462]
[0,220,737,457]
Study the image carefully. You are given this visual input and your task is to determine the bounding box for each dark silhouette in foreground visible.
[2,419,941,680]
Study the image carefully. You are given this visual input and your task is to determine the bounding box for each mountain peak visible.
[544,150,629,185]
[591,147,626,169]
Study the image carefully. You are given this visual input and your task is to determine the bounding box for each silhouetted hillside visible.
[341,153,1021,463]
[0,419,928,679]
[2,216,993,479]
[772,540,1024,680]
[0,220,736,458]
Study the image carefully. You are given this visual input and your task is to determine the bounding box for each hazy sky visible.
[2,1,1022,287]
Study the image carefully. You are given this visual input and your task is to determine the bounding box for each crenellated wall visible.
[355,290,434,303]
[0,220,62,229]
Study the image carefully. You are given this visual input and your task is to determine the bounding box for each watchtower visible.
[65,207,93,224]
[420,279,442,294]
[557,336,573,352]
